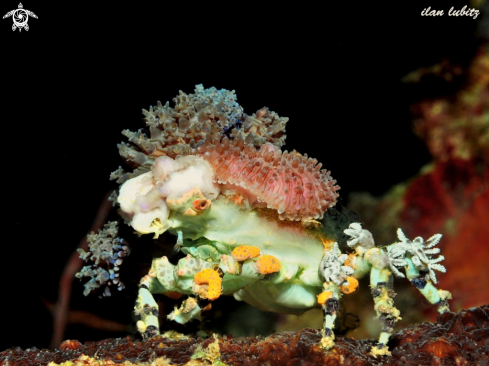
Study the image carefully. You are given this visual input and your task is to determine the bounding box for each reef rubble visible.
[2,304,488,366]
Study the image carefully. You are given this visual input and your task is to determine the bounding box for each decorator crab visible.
[76,85,451,356]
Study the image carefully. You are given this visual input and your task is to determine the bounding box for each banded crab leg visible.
[343,223,450,356]
[318,242,358,349]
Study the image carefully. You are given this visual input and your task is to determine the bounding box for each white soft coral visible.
[153,155,219,200]
[117,155,220,236]
[396,229,446,284]
[117,170,170,236]
[344,223,375,255]
[320,242,354,286]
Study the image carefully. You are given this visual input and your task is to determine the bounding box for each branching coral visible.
[111,85,289,184]
[76,221,130,297]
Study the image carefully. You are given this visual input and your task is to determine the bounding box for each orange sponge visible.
[193,269,222,300]
[256,255,281,274]
[317,291,333,305]
[340,276,359,294]
[232,246,261,261]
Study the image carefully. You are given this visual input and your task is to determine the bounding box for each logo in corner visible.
[3,3,37,31]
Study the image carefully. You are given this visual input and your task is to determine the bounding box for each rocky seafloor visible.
[1,304,488,366]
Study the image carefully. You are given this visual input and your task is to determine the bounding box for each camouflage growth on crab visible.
[77,85,452,356]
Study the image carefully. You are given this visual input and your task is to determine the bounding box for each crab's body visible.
[77,85,452,356]
[166,193,326,313]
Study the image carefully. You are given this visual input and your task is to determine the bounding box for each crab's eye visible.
[192,199,210,211]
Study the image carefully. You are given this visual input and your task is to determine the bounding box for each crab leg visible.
[369,267,401,356]
[135,274,163,339]
[404,256,452,313]
[318,282,341,349]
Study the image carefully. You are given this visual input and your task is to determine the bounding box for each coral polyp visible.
[76,85,453,356]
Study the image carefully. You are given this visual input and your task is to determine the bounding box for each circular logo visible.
[12,9,28,28]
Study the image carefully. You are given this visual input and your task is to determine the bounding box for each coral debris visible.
[1,305,488,365]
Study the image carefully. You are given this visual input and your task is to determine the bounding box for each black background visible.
[1,0,487,350]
